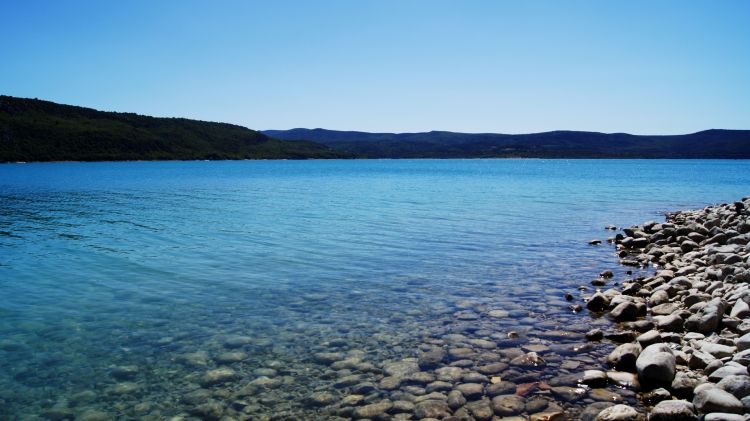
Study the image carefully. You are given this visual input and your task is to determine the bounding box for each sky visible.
[1,0,749,134]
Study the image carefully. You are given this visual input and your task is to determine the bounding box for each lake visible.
[1,159,749,420]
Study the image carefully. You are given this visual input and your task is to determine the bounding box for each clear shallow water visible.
[0,159,749,420]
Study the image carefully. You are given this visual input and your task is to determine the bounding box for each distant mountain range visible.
[2,95,749,162]
[0,96,349,162]
[263,128,750,159]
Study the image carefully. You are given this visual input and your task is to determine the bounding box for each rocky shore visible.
[304,197,750,421]
[308,196,750,421]
[582,196,750,420]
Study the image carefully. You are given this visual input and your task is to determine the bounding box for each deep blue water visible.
[0,159,749,419]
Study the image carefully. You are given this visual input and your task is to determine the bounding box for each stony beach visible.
[5,195,749,421]
[580,196,750,420]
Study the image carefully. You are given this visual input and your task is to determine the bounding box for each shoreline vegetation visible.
[0,96,352,163]
[580,196,750,420]
[3,95,750,163]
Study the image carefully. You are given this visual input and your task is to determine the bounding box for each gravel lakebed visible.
[7,196,750,421]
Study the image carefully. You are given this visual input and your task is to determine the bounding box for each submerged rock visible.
[491,394,525,416]
[413,399,451,419]
[510,351,545,367]
[200,367,238,386]
[352,400,394,419]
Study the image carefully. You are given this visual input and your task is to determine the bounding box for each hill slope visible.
[263,128,750,158]
[0,96,349,162]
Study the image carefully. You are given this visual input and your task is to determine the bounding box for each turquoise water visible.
[1,159,749,419]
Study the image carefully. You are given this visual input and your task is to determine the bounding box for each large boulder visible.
[635,343,675,387]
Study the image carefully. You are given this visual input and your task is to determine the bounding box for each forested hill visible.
[3,95,748,162]
[0,96,349,162]
[263,128,750,158]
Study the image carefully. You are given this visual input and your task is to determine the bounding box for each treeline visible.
[0,96,350,162]
[263,128,750,159]
[3,95,749,162]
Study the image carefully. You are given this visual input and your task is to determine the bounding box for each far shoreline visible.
[4,157,750,165]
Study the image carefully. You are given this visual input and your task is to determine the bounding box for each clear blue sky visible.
[2,0,748,134]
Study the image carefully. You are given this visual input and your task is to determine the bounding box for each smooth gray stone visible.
[636,343,675,387]
[701,342,737,359]
[733,349,750,366]
[730,300,750,318]
[654,314,684,332]
[607,343,642,372]
[671,371,706,399]
[717,375,750,399]
[685,298,727,333]
[610,302,638,322]
[693,387,743,414]
[735,332,750,352]
[636,330,662,347]
[709,365,748,382]
[648,399,697,421]
[703,414,745,421]
[594,404,641,420]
